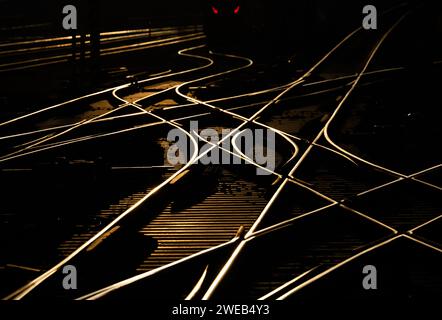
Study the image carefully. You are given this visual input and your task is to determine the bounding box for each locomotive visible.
[204,0,404,56]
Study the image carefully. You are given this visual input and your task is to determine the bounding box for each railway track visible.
[1,41,266,298]
[79,6,440,301]
[1,2,440,302]
[0,26,204,73]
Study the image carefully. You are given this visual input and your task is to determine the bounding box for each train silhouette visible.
[203,0,405,56]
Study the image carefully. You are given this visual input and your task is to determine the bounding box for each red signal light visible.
[212,6,219,15]
[234,5,240,15]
